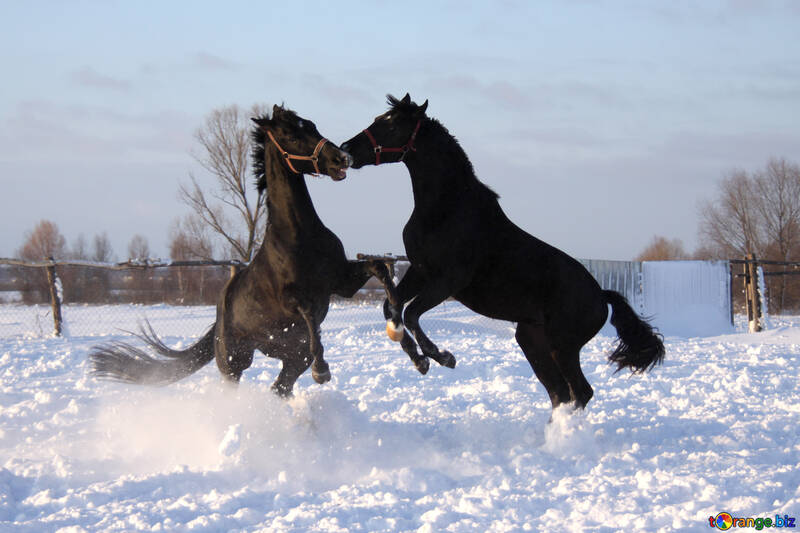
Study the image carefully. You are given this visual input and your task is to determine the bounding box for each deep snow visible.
[1,302,799,532]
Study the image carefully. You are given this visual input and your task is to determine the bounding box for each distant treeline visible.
[0,259,409,306]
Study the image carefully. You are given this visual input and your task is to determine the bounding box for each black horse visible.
[341,94,664,410]
[90,105,404,397]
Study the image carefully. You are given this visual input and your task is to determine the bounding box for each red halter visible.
[267,130,329,175]
[362,120,421,165]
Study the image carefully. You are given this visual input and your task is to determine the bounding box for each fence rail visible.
[0,258,245,269]
[0,256,418,338]
[2,254,797,339]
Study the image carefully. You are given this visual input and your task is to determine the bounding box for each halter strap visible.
[363,120,421,165]
[266,130,329,175]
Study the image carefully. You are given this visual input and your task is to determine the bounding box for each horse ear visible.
[272,104,283,117]
[415,99,428,116]
[401,93,411,105]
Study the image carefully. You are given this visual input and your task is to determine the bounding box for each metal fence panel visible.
[579,259,644,313]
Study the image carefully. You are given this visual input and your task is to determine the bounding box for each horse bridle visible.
[362,120,421,165]
[266,130,329,175]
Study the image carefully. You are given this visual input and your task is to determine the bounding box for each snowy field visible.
[1,302,799,532]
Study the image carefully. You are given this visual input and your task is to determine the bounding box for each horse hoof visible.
[270,383,294,398]
[311,358,331,384]
[439,351,456,369]
[312,368,331,384]
[414,357,430,375]
[386,320,404,342]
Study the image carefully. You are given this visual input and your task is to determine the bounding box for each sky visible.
[1,0,799,261]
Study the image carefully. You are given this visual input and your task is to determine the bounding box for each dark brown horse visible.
[90,105,404,396]
[341,94,663,411]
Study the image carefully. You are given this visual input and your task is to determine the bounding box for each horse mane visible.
[385,94,499,201]
[251,112,270,195]
[424,117,500,202]
[386,94,418,115]
[251,105,301,194]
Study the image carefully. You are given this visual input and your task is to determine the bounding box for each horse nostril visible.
[340,142,350,153]
[333,150,352,168]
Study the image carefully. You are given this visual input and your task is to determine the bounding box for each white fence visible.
[0,260,737,339]
[582,259,733,337]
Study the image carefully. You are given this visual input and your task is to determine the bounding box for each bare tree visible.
[127,234,151,261]
[752,158,800,310]
[698,169,762,257]
[63,233,91,302]
[84,232,115,302]
[698,157,800,312]
[752,158,800,262]
[70,233,89,260]
[689,244,722,260]
[17,220,67,260]
[635,235,688,261]
[15,220,67,303]
[92,233,114,263]
[124,234,152,302]
[179,104,268,261]
[699,159,800,260]
[169,215,215,261]
[168,216,216,303]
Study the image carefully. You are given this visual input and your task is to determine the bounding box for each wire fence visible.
[0,299,515,341]
[0,257,508,340]
[3,254,792,340]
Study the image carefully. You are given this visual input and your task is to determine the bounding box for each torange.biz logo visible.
[709,512,796,530]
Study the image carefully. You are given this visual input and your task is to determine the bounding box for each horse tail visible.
[89,321,216,385]
[603,290,664,374]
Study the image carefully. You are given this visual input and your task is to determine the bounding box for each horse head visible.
[252,105,352,192]
[341,93,428,169]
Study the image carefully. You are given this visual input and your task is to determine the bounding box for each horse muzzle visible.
[330,166,348,181]
[328,149,351,181]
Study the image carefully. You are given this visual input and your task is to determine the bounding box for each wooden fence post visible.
[744,253,763,333]
[45,258,63,336]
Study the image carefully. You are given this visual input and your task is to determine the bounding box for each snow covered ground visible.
[1,302,799,532]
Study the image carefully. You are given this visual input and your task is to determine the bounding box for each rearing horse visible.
[90,105,404,396]
[341,94,663,411]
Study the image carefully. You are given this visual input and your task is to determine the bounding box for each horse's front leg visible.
[402,280,457,369]
[364,260,404,340]
[334,260,404,340]
[379,264,432,374]
[296,306,330,384]
[334,260,429,375]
